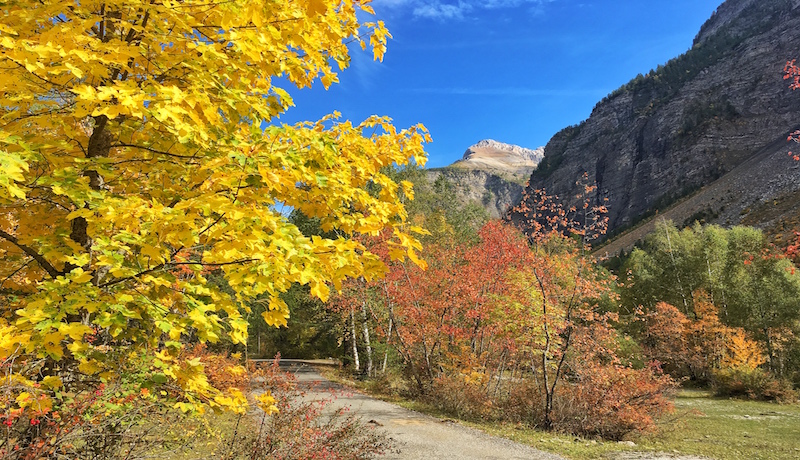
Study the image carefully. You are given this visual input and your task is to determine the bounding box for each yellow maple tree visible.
[0,0,428,413]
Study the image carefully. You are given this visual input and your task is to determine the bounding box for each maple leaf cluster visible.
[0,0,429,452]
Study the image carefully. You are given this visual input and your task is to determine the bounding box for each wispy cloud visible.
[406,86,607,97]
[374,0,556,21]
[414,2,472,20]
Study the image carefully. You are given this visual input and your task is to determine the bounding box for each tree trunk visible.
[764,327,776,375]
[383,316,392,374]
[361,300,373,376]
[663,219,691,315]
[493,351,507,398]
[350,308,360,372]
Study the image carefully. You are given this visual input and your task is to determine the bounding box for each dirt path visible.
[281,362,565,460]
[267,362,708,460]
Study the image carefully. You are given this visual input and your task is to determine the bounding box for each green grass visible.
[639,390,800,460]
[150,411,248,460]
[469,390,800,460]
[324,368,800,460]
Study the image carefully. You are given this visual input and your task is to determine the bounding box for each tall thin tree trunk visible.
[663,219,691,314]
[383,316,393,374]
[350,308,360,372]
[361,300,373,376]
[764,327,776,375]
[493,350,507,398]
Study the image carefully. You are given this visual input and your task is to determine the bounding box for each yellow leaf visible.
[79,359,103,375]
[407,247,427,270]
[307,0,327,15]
[66,208,94,220]
[64,62,83,78]
[59,323,93,341]
[42,332,64,360]
[71,268,93,284]
[42,376,63,389]
[262,309,289,328]
[256,391,280,415]
[309,282,330,302]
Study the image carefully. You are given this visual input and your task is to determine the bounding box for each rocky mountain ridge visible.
[425,140,543,219]
[461,139,544,164]
[451,139,544,179]
[512,0,800,245]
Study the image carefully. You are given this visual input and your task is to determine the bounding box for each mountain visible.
[451,139,544,179]
[427,140,544,218]
[510,0,800,249]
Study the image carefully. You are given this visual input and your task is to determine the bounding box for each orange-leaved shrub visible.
[556,363,676,440]
[230,359,391,460]
[426,374,495,420]
[499,363,675,440]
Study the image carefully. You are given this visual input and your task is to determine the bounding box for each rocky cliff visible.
[512,0,800,241]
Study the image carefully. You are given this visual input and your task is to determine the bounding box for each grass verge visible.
[321,369,800,460]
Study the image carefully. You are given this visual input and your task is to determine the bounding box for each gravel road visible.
[265,361,709,460]
[281,362,565,460]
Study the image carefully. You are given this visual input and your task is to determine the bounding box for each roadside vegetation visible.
[295,170,800,457]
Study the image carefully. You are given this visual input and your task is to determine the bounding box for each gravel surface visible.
[273,362,710,460]
[283,363,565,460]
[613,455,709,460]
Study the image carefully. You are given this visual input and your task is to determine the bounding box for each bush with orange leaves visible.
[558,362,676,440]
[225,359,391,460]
[185,344,250,392]
[499,360,675,440]
[636,292,796,401]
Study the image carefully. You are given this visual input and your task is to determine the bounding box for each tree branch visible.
[111,143,199,159]
[99,258,258,288]
[0,229,61,279]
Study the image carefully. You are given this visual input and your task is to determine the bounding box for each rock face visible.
[453,139,544,179]
[512,0,800,240]
[425,168,526,219]
[428,140,544,219]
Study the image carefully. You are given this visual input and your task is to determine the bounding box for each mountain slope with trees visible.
[512,0,800,241]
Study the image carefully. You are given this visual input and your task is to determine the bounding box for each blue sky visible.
[279,0,723,168]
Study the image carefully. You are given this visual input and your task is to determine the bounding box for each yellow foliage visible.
[256,391,280,415]
[0,0,426,413]
[689,291,767,372]
[722,330,767,370]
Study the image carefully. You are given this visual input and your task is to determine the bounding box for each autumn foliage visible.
[333,183,674,439]
[0,0,427,456]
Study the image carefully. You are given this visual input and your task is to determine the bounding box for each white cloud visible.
[374,0,555,21]
[413,2,472,20]
[407,87,607,97]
